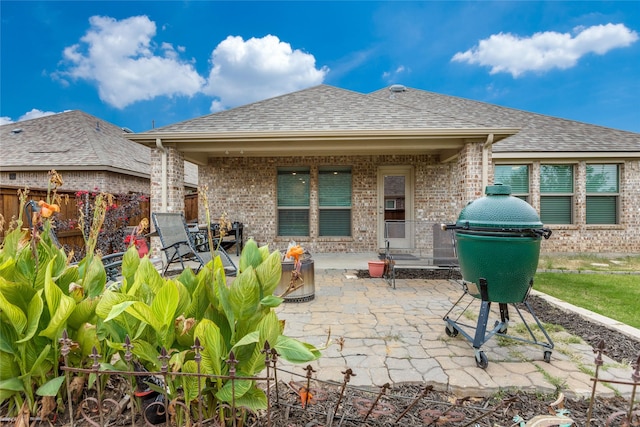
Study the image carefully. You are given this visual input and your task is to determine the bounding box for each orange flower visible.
[286,245,304,263]
[38,200,60,218]
[299,387,313,408]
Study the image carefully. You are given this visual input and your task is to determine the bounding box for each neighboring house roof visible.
[129,85,519,163]
[0,110,150,177]
[367,87,640,156]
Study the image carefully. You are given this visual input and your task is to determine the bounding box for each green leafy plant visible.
[98,238,320,424]
[0,187,112,418]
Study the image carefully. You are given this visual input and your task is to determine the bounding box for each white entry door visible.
[377,166,414,249]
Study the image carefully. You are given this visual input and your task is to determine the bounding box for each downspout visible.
[155,138,167,212]
[482,133,494,192]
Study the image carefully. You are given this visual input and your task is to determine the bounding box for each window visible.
[385,199,397,210]
[277,168,310,236]
[586,164,619,224]
[318,167,352,236]
[540,164,574,224]
[494,165,529,201]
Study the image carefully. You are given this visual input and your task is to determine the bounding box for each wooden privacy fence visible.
[0,186,150,249]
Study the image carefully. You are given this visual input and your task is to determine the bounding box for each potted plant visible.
[368,260,386,277]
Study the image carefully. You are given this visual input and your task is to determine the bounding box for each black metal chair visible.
[152,212,237,276]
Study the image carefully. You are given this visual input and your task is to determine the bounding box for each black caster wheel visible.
[543,351,552,363]
[494,320,508,334]
[475,351,489,369]
[445,325,458,337]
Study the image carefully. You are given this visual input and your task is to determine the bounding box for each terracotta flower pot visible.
[368,261,385,278]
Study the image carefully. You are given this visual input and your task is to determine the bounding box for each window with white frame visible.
[540,164,574,224]
[494,165,530,202]
[318,167,352,236]
[277,167,310,236]
[586,164,619,224]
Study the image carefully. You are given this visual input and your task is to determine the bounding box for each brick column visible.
[456,142,485,207]
[150,144,185,257]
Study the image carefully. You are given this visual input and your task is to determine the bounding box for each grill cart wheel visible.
[544,351,552,363]
[475,350,489,369]
[445,325,459,337]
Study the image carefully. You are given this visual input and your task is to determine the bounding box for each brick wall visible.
[522,160,640,253]
[198,154,469,253]
[150,152,639,255]
[0,170,149,194]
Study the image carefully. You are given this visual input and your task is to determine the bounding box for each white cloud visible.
[452,23,638,77]
[55,15,205,108]
[203,35,329,111]
[20,109,58,121]
[382,65,410,82]
[54,17,328,112]
[0,109,59,125]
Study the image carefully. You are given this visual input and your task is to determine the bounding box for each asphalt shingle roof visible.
[367,87,640,152]
[145,85,502,133]
[0,110,150,176]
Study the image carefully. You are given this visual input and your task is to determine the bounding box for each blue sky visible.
[1,1,639,133]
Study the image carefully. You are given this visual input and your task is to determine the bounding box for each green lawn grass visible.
[534,272,640,329]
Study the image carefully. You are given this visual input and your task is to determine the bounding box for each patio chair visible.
[152,212,237,276]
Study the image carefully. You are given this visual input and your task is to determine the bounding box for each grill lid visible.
[455,184,544,231]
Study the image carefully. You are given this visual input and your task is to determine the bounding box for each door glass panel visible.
[384,175,405,238]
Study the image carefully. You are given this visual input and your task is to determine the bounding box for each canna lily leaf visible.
[238,239,263,272]
[255,251,282,297]
[36,375,65,396]
[231,385,268,411]
[181,360,200,403]
[257,311,280,353]
[104,300,136,322]
[260,295,283,308]
[0,289,27,335]
[0,352,20,382]
[0,377,24,392]
[229,269,261,321]
[0,278,34,313]
[195,319,226,377]
[176,268,197,294]
[214,378,256,406]
[16,290,44,343]
[95,290,137,320]
[0,323,18,354]
[258,244,271,262]
[151,281,179,328]
[67,297,99,330]
[173,280,191,319]
[125,302,162,333]
[40,262,76,340]
[275,336,320,364]
[121,245,140,286]
[84,256,107,298]
[27,343,52,377]
[0,227,24,259]
[133,256,164,295]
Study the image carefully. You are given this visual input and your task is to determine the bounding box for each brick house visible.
[0,109,198,196]
[127,85,640,254]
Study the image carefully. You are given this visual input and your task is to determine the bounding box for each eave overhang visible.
[127,128,519,165]
[0,165,150,179]
[493,151,640,161]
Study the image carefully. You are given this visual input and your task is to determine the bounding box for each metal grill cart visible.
[442,184,553,369]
